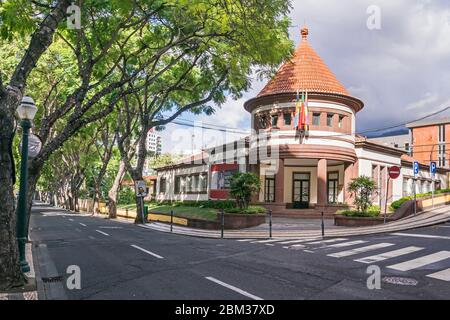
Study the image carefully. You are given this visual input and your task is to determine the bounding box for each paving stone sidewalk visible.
[0,243,38,300]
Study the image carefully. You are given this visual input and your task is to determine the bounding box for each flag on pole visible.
[294,89,301,129]
[300,91,305,129]
[304,90,309,131]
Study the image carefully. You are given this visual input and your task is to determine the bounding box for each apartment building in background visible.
[406,117,450,169]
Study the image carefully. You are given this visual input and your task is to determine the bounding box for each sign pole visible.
[384,177,390,224]
[386,166,401,224]
[432,178,435,209]
[430,161,436,209]
[413,179,417,216]
[140,196,145,224]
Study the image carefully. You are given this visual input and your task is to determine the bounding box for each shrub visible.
[229,172,261,209]
[224,205,267,214]
[337,209,380,217]
[347,176,376,212]
[118,187,135,204]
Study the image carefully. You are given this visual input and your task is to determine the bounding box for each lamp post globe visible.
[16,96,37,273]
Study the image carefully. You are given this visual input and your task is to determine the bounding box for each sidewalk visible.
[139,205,450,239]
[0,243,38,300]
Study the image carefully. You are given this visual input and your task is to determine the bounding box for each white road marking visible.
[251,239,283,243]
[205,276,263,300]
[391,233,450,240]
[354,246,424,264]
[279,238,318,244]
[439,225,450,228]
[304,250,315,253]
[130,244,164,259]
[265,244,275,246]
[328,243,394,258]
[95,230,110,236]
[236,239,256,242]
[427,268,450,281]
[387,251,450,271]
[88,236,96,240]
[79,223,87,227]
[68,218,74,221]
[305,238,348,245]
[327,240,368,248]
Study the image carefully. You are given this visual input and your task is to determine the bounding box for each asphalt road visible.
[30,203,450,300]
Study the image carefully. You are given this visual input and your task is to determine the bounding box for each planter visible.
[334,214,393,227]
[148,211,266,230]
[334,192,450,227]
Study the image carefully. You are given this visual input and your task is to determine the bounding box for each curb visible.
[137,207,450,240]
[0,243,38,300]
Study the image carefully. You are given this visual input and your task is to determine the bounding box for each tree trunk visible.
[0,93,24,290]
[132,171,145,224]
[108,160,126,219]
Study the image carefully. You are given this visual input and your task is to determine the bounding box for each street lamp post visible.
[16,96,38,273]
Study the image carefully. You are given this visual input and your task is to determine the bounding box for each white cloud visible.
[160,0,450,153]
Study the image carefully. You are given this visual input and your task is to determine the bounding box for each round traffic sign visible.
[388,166,401,179]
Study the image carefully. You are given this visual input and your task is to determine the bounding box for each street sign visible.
[19,134,42,158]
[430,161,437,177]
[135,180,147,197]
[388,166,401,179]
[413,161,419,177]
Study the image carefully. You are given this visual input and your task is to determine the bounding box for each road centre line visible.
[95,230,110,236]
[205,276,263,300]
[130,244,164,259]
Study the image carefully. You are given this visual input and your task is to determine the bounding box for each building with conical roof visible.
[154,27,448,220]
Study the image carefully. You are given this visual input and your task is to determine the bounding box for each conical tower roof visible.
[245,27,363,112]
[258,27,348,97]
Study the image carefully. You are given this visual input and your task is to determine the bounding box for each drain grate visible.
[382,276,418,286]
[41,276,63,283]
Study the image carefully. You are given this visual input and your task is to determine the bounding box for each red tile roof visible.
[257,27,350,98]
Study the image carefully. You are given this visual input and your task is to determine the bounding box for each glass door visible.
[264,176,275,202]
[293,173,310,209]
[328,172,339,203]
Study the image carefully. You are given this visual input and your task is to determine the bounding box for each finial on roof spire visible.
[300,25,309,41]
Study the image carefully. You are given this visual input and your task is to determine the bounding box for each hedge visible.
[390,188,450,211]
[336,205,380,217]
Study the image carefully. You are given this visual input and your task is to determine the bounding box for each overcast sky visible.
[161,0,450,155]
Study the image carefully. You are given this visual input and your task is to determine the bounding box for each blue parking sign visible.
[413,161,419,176]
[430,161,436,175]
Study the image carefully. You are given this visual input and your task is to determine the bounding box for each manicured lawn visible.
[117,203,218,221]
[148,205,218,221]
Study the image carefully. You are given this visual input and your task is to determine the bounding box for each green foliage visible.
[145,199,236,210]
[118,186,135,205]
[229,172,261,209]
[224,205,266,214]
[337,209,380,218]
[347,176,376,212]
[390,188,450,211]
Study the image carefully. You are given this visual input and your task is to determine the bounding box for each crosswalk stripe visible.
[354,246,424,264]
[391,233,450,240]
[236,239,256,242]
[251,239,284,243]
[387,251,450,271]
[327,240,368,248]
[305,238,348,245]
[279,238,318,244]
[328,243,394,258]
[427,268,450,282]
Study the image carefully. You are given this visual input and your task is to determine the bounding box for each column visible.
[317,158,328,205]
[275,158,284,203]
[249,164,260,203]
[344,162,355,204]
